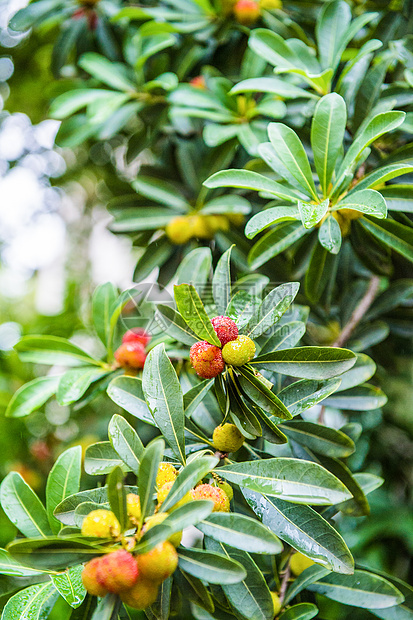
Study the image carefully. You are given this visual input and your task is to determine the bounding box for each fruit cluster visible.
[165,213,244,245]
[189,316,256,379]
[81,462,232,608]
[114,328,151,372]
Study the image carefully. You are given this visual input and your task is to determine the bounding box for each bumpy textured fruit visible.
[211,316,239,346]
[217,481,233,501]
[127,494,141,523]
[157,481,193,511]
[137,541,178,582]
[166,216,193,244]
[96,550,139,593]
[290,552,315,576]
[213,423,245,453]
[156,462,177,489]
[233,0,261,24]
[81,510,121,538]
[191,484,230,512]
[142,513,182,547]
[222,335,256,366]
[120,577,159,609]
[122,328,151,347]
[115,342,146,370]
[190,341,225,379]
[270,592,282,615]
[82,557,107,597]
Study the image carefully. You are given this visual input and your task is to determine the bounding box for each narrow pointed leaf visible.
[138,437,164,524]
[1,472,53,539]
[51,565,86,609]
[245,282,300,338]
[107,375,154,425]
[46,447,82,534]
[174,284,220,346]
[5,376,59,418]
[108,414,143,475]
[197,513,283,554]
[159,455,219,513]
[212,246,232,315]
[279,422,355,457]
[251,347,356,379]
[107,466,127,531]
[177,548,246,584]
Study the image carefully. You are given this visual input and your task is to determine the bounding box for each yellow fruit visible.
[156,463,177,489]
[227,212,245,226]
[260,0,282,8]
[205,215,230,234]
[270,591,282,615]
[213,423,245,453]
[82,557,107,597]
[191,484,230,512]
[222,335,256,366]
[120,577,159,609]
[157,481,193,511]
[142,513,182,548]
[188,215,212,239]
[217,481,233,501]
[81,510,121,538]
[165,216,193,244]
[126,494,141,524]
[290,552,315,576]
[137,541,178,582]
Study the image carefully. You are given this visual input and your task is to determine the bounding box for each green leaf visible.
[133,237,174,282]
[259,322,306,354]
[107,375,154,426]
[57,367,109,406]
[1,472,53,539]
[243,490,354,574]
[248,222,308,270]
[197,513,283,554]
[268,123,318,201]
[174,284,221,346]
[0,549,44,577]
[335,353,375,390]
[91,593,119,620]
[359,217,413,262]
[204,538,274,620]
[218,458,352,505]
[162,500,214,533]
[323,384,387,410]
[84,442,129,476]
[298,199,329,229]
[318,216,342,254]
[159,455,219,513]
[108,414,143,475]
[138,437,164,525]
[54,487,140,526]
[279,603,319,620]
[337,189,387,218]
[79,53,136,91]
[155,304,199,346]
[204,169,303,203]
[177,548,246,584]
[132,175,189,211]
[51,565,86,609]
[212,246,233,315]
[92,283,118,347]
[230,76,317,100]
[142,343,186,463]
[8,0,58,31]
[311,93,347,195]
[5,376,59,418]
[46,447,82,535]
[183,379,214,418]
[315,0,351,70]
[237,367,292,420]
[226,291,261,330]
[15,335,100,367]
[320,457,369,517]
[110,207,174,233]
[176,248,212,293]
[146,576,173,620]
[284,564,331,605]
[278,378,341,416]
[305,242,336,302]
[107,466,127,531]
[307,570,404,609]
[354,164,413,193]
[245,206,301,239]
[245,282,300,339]
[174,570,213,614]
[50,89,113,119]
[1,582,59,620]
[278,422,355,457]
[251,346,356,379]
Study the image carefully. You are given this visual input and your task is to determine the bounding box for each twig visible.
[279,560,291,606]
[332,275,380,348]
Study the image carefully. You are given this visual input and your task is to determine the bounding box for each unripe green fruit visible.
[96,550,139,593]
[137,541,178,582]
[191,484,230,512]
[166,216,193,244]
[217,481,233,501]
[82,557,107,597]
[213,423,245,453]
[120,577,159,609]
[222,335,256,366]
[290,552,315,576]
[81,509,121,538]
[270,591,282,615]
[156,462,177,489]
[142,513,182,547]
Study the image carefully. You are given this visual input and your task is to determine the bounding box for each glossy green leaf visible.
[312,94,346,195]
[107,375,154,426]
[248,222,308,270]
[46,447,81,534]
[15,336,100,367]
[51,565,86,609]
[1,582,59,620]
[212,246,233,315]
[320,457,369,517]
[197,513,282,554]
[176,248,212,294]
[279,421,355,457]
[237,367,292,420]
[245,206,300,239]
[92,282,118,347]
[316,0,351,70]
[183,379,214,418]
[338,189,387,218]
[278,378,342,416]
[107,466,127,531]
[155,304,198,346]
[279,603,318,620]
[336,353,376,390]
[108,414,143,475]
[305,242,336,302]
[259,322,306,355]
[298,199,329,229]
[138,437,164,525]
[159,455,219,513]
[219,458,352,505]
[204,169,302,202]
[245,282,300,339]
[132,175,189,211]
[323,384,387,410]
[318,215,342,254]
[243,490,354,574]
[162,500,214,533]
[177,548,246,584]
[174,570,214,614]
[84,442,129,475]
[174,284,221,346]
[230,76,317,100]
[0,549,44,577]
[54,487,137,526]
[57,367,109,406]
[79,53,135,91]
[5,376,59,418]
[360,217,413,262]
[1,472,53,539]
[284,564,331,605]
[251,346,356,379]
[142,343,186,463]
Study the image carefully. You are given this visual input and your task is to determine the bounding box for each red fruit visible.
[82,557,107,597]
[190,76,206,89]
[96,550,139,593]
[115,341,147,370]
[189,341,225,379]
[122,328,151,347]
[211,316,239,346]
[234,0,261,24]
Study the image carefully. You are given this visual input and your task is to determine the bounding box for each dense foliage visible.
[1,0,413,619]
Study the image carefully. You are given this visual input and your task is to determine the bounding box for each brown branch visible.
[332,275,381,348]
[279,560,291,606]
